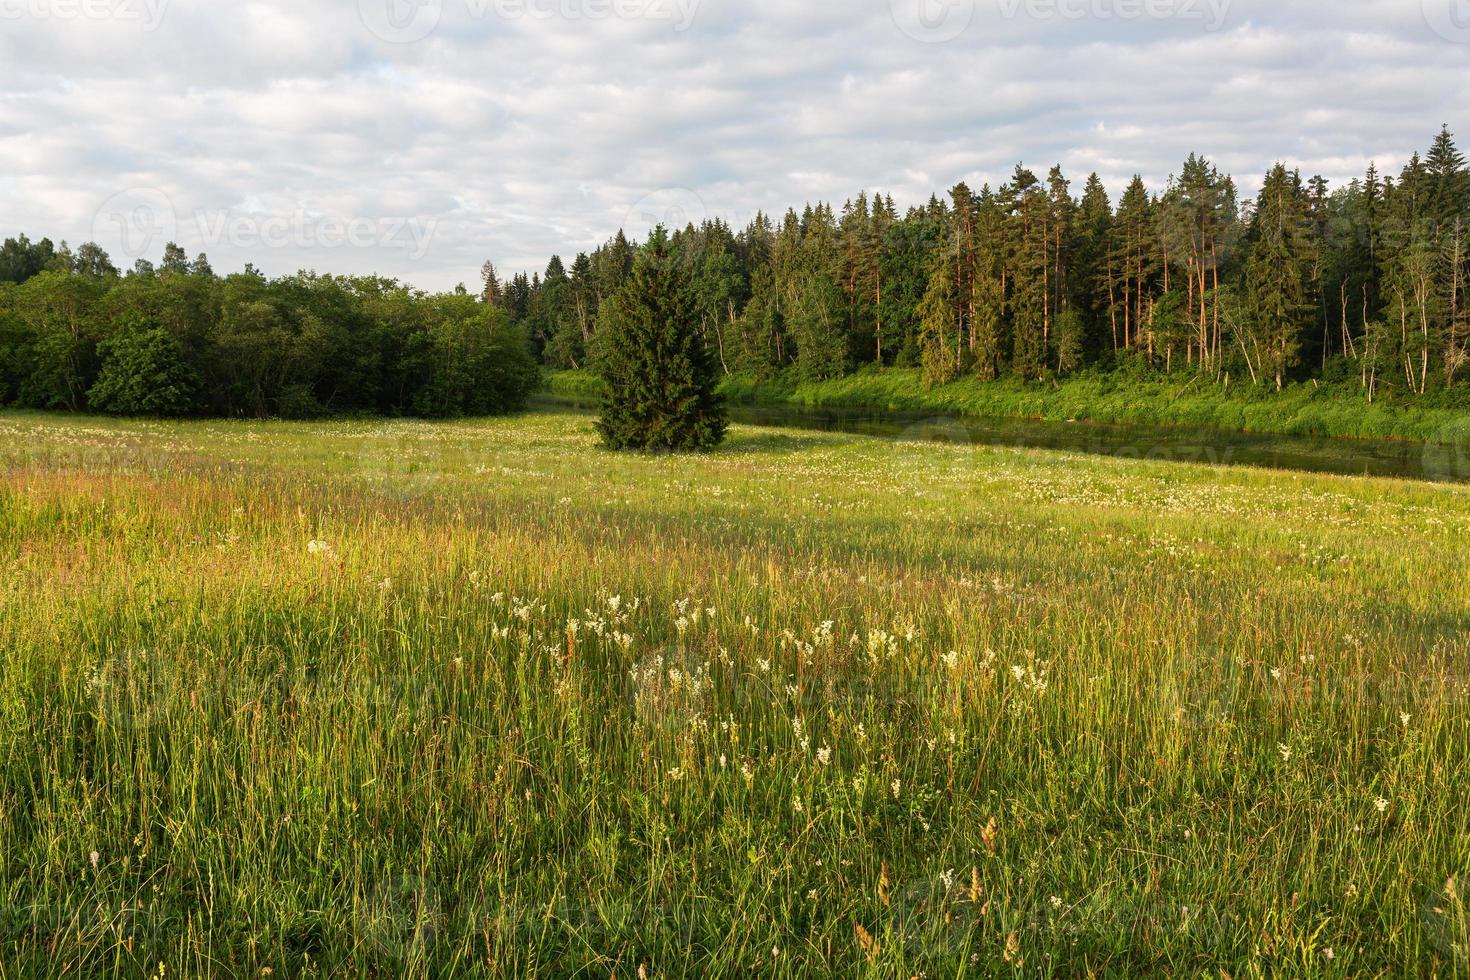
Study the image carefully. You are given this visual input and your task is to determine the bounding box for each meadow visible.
[0,409,1468,977]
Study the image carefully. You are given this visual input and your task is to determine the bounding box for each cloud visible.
[1,0,1467,289]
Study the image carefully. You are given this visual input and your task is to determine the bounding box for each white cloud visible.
[0,0,1466,288]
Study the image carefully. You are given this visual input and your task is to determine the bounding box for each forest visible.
[2,126,1467,419]
[0,245,538,419]
[508,126,1470,406]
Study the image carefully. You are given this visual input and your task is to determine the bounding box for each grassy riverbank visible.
[548,367,1470,444]
[1,410,1468,975]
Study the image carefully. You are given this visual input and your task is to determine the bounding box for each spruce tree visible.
[1245,164,1315,389]
[595,226,727,452]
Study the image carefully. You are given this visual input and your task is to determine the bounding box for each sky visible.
[2,0,1468,290]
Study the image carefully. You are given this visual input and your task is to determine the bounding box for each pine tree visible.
[1074,174,1113,360]
[1110,176,1157,354]
[1426,125,1469,229]
[480,261,503,306]
[1009,166,1050,380]
[1245,164,1315,389]
[917,233,962,386]
[595,227,727,451]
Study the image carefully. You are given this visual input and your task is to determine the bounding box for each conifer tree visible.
[1245,164,1315,389]
[595,226,727,451]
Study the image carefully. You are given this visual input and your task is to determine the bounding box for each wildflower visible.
[943,650,960,669]
[792,795,804,815]
[817,746,832,766]
[1400,712,1411,727]
[1277,743,1292,763]
[306,539,333,557]
[719,754,728,769]
[1375,797,1389,813]
[757,659,772,674]
[89,850,99,869]
[1324,948,1335,961]
[669,768,685,782]
[1050,896,1062,909]
[891,778,901,799]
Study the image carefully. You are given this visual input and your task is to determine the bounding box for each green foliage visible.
[595,227,727,451]
[87,321,203,416]
[1055,307,1085,374]
[0,254,537,420]
[408,296,539,418]
[1244,164,1315,389]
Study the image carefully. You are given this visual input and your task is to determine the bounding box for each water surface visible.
[538,396,1470,485]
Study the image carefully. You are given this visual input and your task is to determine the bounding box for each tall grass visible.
[0,410,1467,976]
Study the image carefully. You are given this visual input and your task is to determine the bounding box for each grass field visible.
[1,409,1468,977]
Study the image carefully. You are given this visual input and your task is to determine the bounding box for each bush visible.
[87,324,202,417]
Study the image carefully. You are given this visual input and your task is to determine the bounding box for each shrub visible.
[88,323,202,417]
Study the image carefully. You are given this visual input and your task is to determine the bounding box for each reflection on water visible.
[536,396,1470,485]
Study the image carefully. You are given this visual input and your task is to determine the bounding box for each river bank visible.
[547,367,1470,445]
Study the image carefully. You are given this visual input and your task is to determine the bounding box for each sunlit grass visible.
[0,409,1467,977]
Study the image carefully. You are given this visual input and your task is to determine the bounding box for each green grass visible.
[549,367,1470,443]
[1,409,1469,976]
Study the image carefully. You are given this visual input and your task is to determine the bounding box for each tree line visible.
[502,126,1470,404]
[0,242,537,417]
[4,125,1466,421]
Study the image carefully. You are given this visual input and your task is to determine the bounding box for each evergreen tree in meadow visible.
[595,226,727,452]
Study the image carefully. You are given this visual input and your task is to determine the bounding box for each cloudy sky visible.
[2,0,1468,289]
